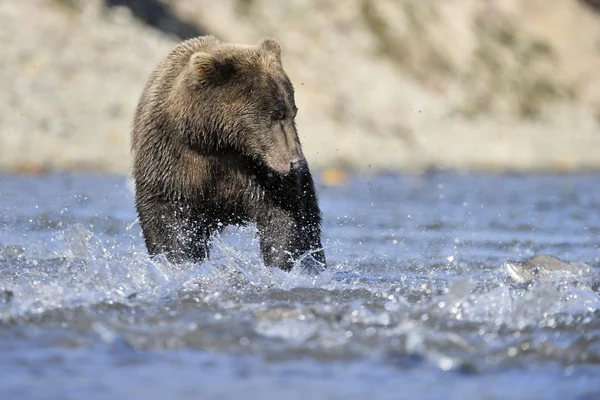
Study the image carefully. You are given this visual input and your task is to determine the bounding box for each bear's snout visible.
[290,158,308,172]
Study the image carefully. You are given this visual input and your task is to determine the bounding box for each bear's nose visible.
[290,158,307,171]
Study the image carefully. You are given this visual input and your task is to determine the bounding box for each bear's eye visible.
[271,110,286,121]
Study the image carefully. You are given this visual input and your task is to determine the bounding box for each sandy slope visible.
[1,0,599,173]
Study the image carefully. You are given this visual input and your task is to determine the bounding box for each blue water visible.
[0,172,599,399]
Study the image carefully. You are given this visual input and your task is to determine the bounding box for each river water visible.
[0,172,599,399]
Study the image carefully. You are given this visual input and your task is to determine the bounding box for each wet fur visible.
[131,36,325,271]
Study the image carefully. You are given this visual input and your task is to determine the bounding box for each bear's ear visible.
[259,38,281,62]
[190,52,236,85]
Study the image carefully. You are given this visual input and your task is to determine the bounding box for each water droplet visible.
[439,358,453,371]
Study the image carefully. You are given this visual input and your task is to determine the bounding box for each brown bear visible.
[131,35,325,272]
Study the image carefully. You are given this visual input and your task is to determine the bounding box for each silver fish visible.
[504,254,592,283]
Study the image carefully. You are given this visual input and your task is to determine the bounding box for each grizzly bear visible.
[131,36,325,272]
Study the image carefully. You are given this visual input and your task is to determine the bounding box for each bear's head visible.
[178,37,305,175]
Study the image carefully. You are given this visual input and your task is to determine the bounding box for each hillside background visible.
[1,0,600,174]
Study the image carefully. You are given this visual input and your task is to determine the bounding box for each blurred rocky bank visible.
[1,0,600,174]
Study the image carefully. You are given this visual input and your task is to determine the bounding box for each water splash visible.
[0,176,600,398]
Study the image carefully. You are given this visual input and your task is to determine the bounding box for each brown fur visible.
[131,36,325,271]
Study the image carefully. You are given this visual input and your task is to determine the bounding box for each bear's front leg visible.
[137,198,212,264]
[257,206,325,273]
